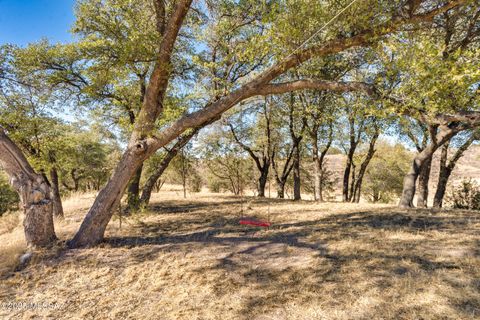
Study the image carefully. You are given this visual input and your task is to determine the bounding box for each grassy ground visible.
[0,187,479,319]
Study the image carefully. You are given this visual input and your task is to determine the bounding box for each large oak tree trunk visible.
[416,156,432,208]
[433,164,452,208]
[399,126,458,208]
[0,130,57,248]
[50,167,64,218]
[258,168,269,198]
[68,146,151,248]
[399,154,427,208]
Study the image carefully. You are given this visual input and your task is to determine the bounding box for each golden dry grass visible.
[0,186,479,319]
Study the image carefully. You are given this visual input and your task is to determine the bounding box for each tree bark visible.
[416,156,432,208]
[49,167,64,218]
[343,111,360,202]
[313,155,323,202]
[433,143,451,209]
[293,143,301,201]
[258,169,269,197]
[0,130,57,248]
[433,133,477,208]
[126,164,143,211]
[399,125,459,208]
[352,128,379,203]
[139,128,199,208]
[343,147,356,202]
[276,179,285,199]
[140,151,178,208]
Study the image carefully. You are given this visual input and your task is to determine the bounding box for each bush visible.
[447,179,480,210]
[207,179,222,193]
[189,171,203,193]
[364,143,411,203]
[0,174,19,215]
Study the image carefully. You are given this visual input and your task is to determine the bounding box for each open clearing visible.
[1,188,479,320]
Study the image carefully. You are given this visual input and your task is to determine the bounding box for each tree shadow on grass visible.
[100,202,480,319]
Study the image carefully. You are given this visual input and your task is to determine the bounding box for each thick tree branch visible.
[148,1,465,152]
[430,111,480,125]
[132,0,193,140]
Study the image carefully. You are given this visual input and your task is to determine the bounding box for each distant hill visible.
[429,144,480,191]
[321,144,480,203]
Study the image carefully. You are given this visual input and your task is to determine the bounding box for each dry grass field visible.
[0,187,479,319]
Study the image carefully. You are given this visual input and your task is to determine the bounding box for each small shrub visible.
[208,179,222,193]
[447,179,480,210]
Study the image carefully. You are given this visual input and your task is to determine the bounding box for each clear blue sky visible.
[0,0,75,46]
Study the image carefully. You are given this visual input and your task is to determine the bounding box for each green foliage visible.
[163,148,204,194]
[364,142,412,203]
[302,161,337,199]
[207,179,222,193]
[189,171,203,193]
[197,125,255,195]
[0,173,19,215]
[59,129,120,192]
[1,0,479,210]
[380,30,480,118]
[447,179,480,211]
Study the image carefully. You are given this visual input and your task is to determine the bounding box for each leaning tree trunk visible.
[126,164,143,211]
[433,133,476,208]
[352,128,379,203]
[433,167,452,209]
[416,156,432,208]
[352,165,366,204]
[49,167,64,218]
[139,151,178,208]
[399,127,457,208]
[0,130,57,248]
[139,127,200,208]
[348,164,356,202]
[69,145,152,248]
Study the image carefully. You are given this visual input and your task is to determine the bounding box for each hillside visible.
[320,145,480,203]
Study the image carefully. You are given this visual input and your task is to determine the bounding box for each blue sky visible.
[0,0,75,46]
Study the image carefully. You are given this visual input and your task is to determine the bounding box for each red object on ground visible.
[239,219,271,228]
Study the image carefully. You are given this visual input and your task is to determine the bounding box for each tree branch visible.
[256,79,375,96]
